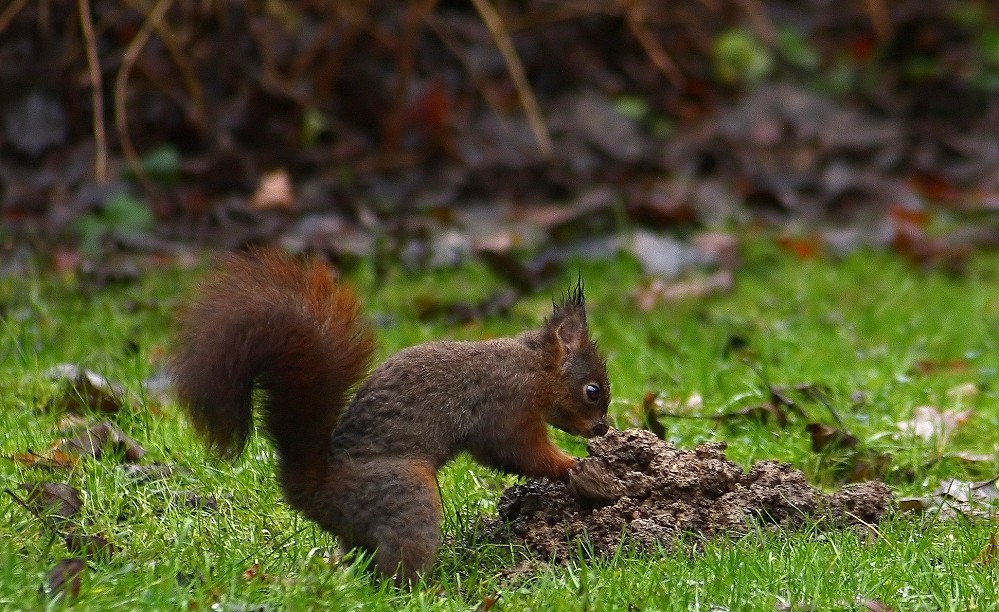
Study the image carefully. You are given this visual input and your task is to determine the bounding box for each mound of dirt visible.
[486,429,893,562]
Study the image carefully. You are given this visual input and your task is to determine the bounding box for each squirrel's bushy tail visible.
[171,249,374,491]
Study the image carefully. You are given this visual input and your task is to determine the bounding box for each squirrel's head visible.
[542,278,611,439]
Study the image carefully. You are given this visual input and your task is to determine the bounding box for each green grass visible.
[2,241,999,610]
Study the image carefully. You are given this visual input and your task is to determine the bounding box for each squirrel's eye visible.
[584,383,601,401]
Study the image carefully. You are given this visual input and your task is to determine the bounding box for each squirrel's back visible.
[330,336,555,465]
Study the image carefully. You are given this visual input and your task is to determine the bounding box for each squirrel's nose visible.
[591,421,609,437]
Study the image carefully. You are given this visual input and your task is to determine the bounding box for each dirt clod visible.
[487,429,893,562]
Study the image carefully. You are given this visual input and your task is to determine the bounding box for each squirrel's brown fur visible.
[171,249,611,582]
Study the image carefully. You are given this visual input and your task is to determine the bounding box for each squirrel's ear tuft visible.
[552,274,585,312]
[547,276,589,353]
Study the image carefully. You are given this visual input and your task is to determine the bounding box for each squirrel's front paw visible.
[566,460,620,502]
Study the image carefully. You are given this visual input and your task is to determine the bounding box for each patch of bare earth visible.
[485,429,893,563]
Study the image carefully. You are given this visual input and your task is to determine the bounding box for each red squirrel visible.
[171,248,612,582]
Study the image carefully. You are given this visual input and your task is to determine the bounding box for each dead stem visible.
[114,0,175,196]
[734,0,775,47]
[125,0,206,130]
[78,0,108,183]
[620,0,686,87]
[470,0,554,162]
[865,0,893,40]
[0,0,31,34]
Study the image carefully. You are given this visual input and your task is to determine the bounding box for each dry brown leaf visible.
[175,490,220,511]
[18,482,83,526]
[10,450,79,471]
[634,270,733,311]
[476,594,501,612]
[45,364,129,414]
[46,558,84,599]
[944,451,996,464]
[973,532,998,567]
[57,421,145,462]
[911,357,970,376]
[945,382,979,401]
[844,451,893,484]
[64,533,115,560]
[899,477,999,520]
[693,232,740,271]
[250,169,294,211]
[241,562,268,582]
[855,598,893,612]
[897,406,972,442]
[935,477,999,504]
[806,423,858,452]
[776,234,821,260]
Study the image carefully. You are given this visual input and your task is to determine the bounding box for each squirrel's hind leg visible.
[332,458,443,584]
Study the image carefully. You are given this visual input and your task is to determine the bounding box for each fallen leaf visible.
[242,562,267,582]
[45,558,84,599]
[477,594,501,612]
[897,497,934,513]
[10,450,78,471]
[973,532,997,567]
[56,421,145,462]
[629,230,713,280]
[175,490,220,511]
[897,406,972,442]
[911,358,970,376]
[806,423,858,452]
[844,451,893,483]
[44,364,129,414]
[936,478,999,504]
[634,270,733,311]
[250,169,294,211]
[56,414,91,430]
[888,205,930,227]
[855,597,893,612]
[899,476,999,520]
[693,232,740,272]
[891,220,969,273]
[776,234,821,260]
[119,463,185,482]
[943,451,996,464]
[626,180,698,228]
[17,482,83,526]
[64,533,115,560]
[945,382,979,402]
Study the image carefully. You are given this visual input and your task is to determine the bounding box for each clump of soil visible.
[487,429,893,562]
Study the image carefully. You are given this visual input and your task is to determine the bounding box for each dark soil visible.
[485,428,893,563]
